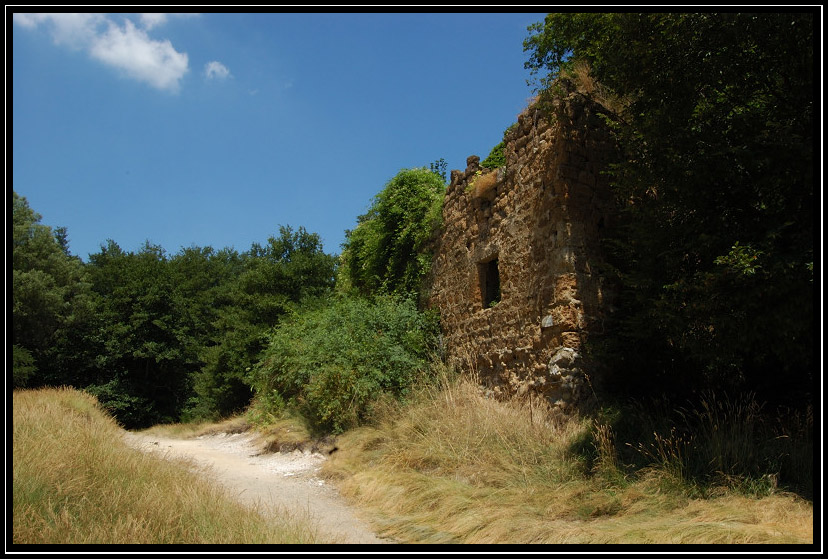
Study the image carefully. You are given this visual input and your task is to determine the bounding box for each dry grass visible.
[468,171,499,200]
[565,58,634,116]
[141,408,325,454]
[12,387,323,545]
[139,415,251,439]
[322,367,814,545]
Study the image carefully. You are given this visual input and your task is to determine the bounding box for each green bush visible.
[481,140,506,169]
[249,294,439,433]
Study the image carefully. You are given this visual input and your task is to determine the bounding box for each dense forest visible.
[11,13,815,435]
[11,165,444,430]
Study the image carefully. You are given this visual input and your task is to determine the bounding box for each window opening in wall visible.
[479,257,501,308]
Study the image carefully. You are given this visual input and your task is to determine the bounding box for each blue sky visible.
[12,11,548,260]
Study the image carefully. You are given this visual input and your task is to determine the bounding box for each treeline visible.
[13,192,335,427]
[11,167,445,431]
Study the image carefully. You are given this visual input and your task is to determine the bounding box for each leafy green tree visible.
[11,191,96,388]
[85,240,196,427]
[168,245,247,420]
[524,13,814,403]
[12,190,341,425]
[429,158,448,183]
[12,345,37,388]
[339,168,445,298]
[186,226,337,420]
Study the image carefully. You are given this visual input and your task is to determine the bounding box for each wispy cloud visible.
[204,60,231,80]
[13,13,190,93]
[13,13,105,48]
[138,13,168,30]
[138,13,200,30]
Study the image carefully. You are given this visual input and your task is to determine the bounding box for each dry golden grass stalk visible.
[322,369,813,544]
[469,171,498,200]
[12,387,322,545]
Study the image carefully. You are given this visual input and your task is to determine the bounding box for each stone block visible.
[560,332,582,349]
[554,274,578,304]
[549,304,579,331]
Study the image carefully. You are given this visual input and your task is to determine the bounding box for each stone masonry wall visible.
[427,85,617,411]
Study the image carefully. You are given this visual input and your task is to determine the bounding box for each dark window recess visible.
[479,258,501,308]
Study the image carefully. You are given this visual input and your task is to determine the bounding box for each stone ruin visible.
[427,84,618,411]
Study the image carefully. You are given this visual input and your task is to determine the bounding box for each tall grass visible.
[321,365,813,544]
[615,391,814,498]
[12,387,324,545]
[565,58,634,115]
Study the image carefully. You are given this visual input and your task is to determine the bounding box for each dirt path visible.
[122,431,391,544]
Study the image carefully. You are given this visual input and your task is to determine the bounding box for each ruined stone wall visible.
[427,86,617,410]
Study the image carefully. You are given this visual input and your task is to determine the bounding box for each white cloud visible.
[13,13,105,48]
[204,60,231,80]
[90,19,188,93]
[13,13,190,93]
[139,13,200,30]
[138,13,168,30]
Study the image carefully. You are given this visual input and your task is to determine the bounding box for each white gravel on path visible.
[122,431,391,545]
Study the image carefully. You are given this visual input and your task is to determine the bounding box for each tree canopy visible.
[339,167,445,298]
[11,190,338,427]
[524,12,815,403]
[12,192,95,389]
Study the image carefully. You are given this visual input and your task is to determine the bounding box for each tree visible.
[168,245,246,420]
[11,191,96,388]
[524,13,815,403]
[186,226,337,420]
[85,240,196,427]
[339,168,445,298]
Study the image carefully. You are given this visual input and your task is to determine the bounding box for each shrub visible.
[480,141,506,169]
[248,294,440,433]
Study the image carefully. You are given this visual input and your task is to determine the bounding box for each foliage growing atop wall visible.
[429,158,448,183]
[481,141,506,169]
[339,167,445,299]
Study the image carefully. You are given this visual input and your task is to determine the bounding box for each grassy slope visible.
[13,380,813,546]
[320,371,814,545]
[11,387,322,545]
